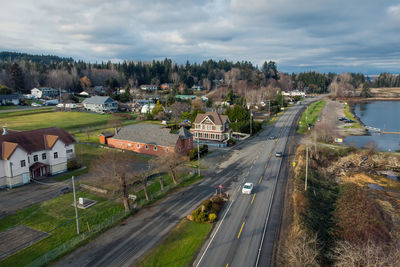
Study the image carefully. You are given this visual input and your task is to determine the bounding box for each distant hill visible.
[0,51,74,64]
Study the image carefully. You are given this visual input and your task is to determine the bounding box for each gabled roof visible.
[1,141,19,160]
[112,124,188,147]
[194,112,229,126]
[0,127,75,160]
[82,96,115,105]
[177,127,193,139]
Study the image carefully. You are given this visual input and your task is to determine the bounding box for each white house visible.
[0,127,76,188]
[140,85,158,91]
[282,90,306,97]
[82,96,118,113]
[141,103,155,113]
[0,94,20,106]
[31,87,59,99]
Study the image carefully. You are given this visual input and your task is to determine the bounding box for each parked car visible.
[275,151,283,157]
[31,102,42,107]
[242,182,254,194]
[269,135,276,140]
[338,117,347,121]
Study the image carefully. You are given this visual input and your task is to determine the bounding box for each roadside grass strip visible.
[343,103,361,129]
[137,219,213,267]
[297,100,326,133]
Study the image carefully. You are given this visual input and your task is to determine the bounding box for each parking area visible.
[0,178,66,219]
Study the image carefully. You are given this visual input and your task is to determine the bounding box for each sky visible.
[0,0,400,74]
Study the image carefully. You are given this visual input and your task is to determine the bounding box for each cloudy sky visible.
[1,0,400,73]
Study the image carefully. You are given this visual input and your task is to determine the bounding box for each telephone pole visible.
[250,111,253,135]
[197,137,201,176]
[72,176,80,234]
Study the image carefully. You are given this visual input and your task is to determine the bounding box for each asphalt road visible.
[194,101,309,267]
[55,99,313,267]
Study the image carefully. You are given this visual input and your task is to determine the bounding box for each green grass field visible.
[297,101,326,133]
[0,106,19,110]
[0,108,55,118]
[137,219,213,267]
[343,103,361,129]
[0,191,125,266]
[2,111,119,131]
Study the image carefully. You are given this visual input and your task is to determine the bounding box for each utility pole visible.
[197,137,201,176]
[72,176,80,234]
[305,146,309,191]
[250,111,253,135]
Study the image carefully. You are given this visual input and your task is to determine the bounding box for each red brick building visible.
[190,112,232,142]
[100,124,193,157]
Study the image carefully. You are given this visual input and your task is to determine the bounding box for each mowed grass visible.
[2,111,117,131]
[0,191,125,266]
[297,100,326,133]
[343,103,361,129]
[137,219,213,267]
[0,107,55,118]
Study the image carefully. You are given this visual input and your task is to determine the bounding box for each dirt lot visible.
[314,99,366,138]
[371,87,400,98]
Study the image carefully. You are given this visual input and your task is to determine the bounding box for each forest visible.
[0,52,398,98]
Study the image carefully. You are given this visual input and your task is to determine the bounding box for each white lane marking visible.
[195,192,238,267]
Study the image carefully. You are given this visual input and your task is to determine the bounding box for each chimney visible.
[2,126,8,135]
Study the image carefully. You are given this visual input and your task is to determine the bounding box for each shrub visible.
[210,203,220,213]
[334,183,392,244]
[227,138,236,146]
[202,200,212,210]
[209,213,217,223]
[67,159,82,171]
[197,211,207,223]
[189,149,196,160]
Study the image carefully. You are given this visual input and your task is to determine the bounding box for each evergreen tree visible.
[10,62,25,92]
[361,83,371,98]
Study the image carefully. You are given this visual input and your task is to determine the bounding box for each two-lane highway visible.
[194,102,304,267]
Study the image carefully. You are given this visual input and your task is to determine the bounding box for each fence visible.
[26,210,129,267]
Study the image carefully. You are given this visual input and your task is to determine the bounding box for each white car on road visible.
[242,182,254,194]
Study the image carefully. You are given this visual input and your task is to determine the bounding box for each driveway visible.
[0,178,66,219]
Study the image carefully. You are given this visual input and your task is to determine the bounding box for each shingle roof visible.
[0,94,20,100]
[112,124,186,147]
[194,112,229,126]
[0,127,75,160]
[177,127,192,139]
[82,96,115,105]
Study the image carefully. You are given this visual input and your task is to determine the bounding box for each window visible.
[145,145,148,150]
[207,125,211,130]
[128,143,131,147]
[154,146,157,151]
[66,149,73,153]
[137,144,140,148]
[33,155,38,162]
[54,152,58,159]
[28,157,30,164]
[166,148,169,153]
[42,153,46,160]
[21,160,26,167]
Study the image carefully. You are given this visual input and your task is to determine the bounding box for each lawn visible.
[0,190,125,266]
[0,106,18,110]
[0,107,55,118]
[297,100,326,133]
[343,103,361,129]
[137,219,213,267]
[1,111,120,132]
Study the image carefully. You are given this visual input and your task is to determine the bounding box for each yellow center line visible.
[237,222,245,239]
[251,193,256,204]
[259,175,263,184]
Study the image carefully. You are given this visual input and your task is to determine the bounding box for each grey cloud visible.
[0,0,399,73]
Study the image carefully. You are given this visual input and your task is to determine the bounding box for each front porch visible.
[29,162,50,179]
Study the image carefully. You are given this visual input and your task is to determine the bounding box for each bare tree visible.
[155,152,184,185]
[170,101,190,121]
[90,151,140,211]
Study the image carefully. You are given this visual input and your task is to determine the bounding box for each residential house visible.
[140,85,158,91]
[282,90,306,97]
[190,112,232,142]
[94,86,106,95]
[175,95,196,101]
[0,127,76,188]
[160,83,173,90]
[192,85,204,91]
[78,91,90,97]
[31,87,59,99]
[100,124,193,157]
[141,103,155,113]
[82,96,118,113]
[0,94,20,106]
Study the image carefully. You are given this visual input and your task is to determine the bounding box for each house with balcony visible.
[31,87,59,99]
[0,127,76,188]
[190,112,232,144]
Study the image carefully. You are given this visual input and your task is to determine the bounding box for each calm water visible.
[344,101,400,152]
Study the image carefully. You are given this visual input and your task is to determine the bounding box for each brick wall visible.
[106,138,176,156]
